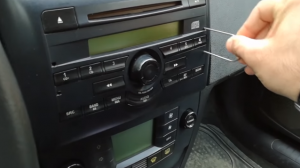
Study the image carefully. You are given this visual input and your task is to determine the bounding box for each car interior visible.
[1,0,300,168]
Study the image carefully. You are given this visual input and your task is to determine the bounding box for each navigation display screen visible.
[88,21,181,55]
[111,120,153,162]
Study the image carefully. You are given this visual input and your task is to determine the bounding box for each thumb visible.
[226,35,267,65]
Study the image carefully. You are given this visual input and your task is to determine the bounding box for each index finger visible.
[237,0,276,38]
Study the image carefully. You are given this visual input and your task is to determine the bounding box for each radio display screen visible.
[88,21,181,55]
[111,120,153,162]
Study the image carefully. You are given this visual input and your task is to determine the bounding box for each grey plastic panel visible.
[209,0,260,84]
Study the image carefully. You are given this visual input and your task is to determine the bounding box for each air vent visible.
[88,1,182,20]
[131,159,147,168]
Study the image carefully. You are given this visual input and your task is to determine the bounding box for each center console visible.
[0,0,209,168]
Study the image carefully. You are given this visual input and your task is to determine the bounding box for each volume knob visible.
[130,53,160,85]
[181,109,197,129]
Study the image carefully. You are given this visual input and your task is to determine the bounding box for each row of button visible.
[162,65,204,87]
[160,36,206,57]
[154,108,179,147]
[59,95,124,121]
[54,57,127,86]
[126,143,175,168]
[147,143,175,167]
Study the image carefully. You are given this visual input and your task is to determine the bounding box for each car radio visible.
[54,24,207,121]
[0,0,210,168]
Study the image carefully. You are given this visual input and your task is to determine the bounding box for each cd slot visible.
[88,1,184,22]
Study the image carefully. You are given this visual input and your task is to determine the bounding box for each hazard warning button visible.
[41,7,78,33]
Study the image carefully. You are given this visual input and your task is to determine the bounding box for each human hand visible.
[226,0,300,102]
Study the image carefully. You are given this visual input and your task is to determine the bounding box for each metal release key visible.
[203,27,240,62]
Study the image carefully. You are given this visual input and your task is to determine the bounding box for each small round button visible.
[130,53,160,85]
[181,109,197,129]
[142,64,159,81]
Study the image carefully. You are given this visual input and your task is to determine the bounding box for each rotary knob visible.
[181,109,197,129]
[130,53,160,85]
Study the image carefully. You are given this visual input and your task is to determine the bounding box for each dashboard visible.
[0,0,209,168]
[0,0,260,167]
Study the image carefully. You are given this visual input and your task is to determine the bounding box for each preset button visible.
[104,57,127,72]
[160,43,179,57]
[54,69,78,85]
[80,63,103,79]
[179,39,194,51]
[194,36,206,46]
